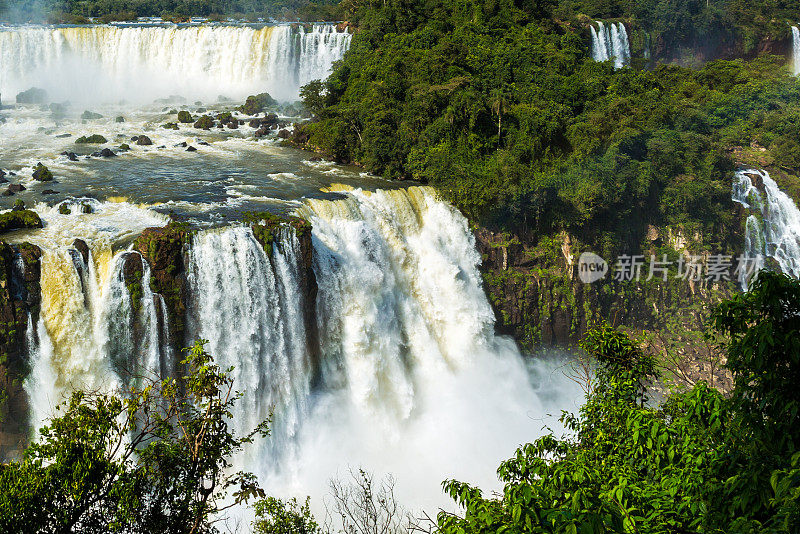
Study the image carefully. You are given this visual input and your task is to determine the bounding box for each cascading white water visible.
[590,21,630,69]
[0,24,351,103]
[12,188,581,518]
[187,225,312,472]
[792,26,800,76]
[732,169,800,289]
[12,200,170,431]
[275,186,580,513]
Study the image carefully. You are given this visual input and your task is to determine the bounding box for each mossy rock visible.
[244,211,313,256]
[238,92,277,115]
[59,204,71,215]
[216,112,233,123]
[0,210,43,233]
[193,115,215,129]
[162,123,179,130]
[177,110,193,123]
[75,134,108,144]
[119,143,130,151]
[32,163,53,182]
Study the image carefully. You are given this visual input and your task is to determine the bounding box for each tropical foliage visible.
[437,272,800,533]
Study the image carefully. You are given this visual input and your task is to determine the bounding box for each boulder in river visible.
[186,146,197,152]
[2,184,26,196]
[72,239,90,264]
[193,115,214,130]
[177,110,193,123]
[32,163,54,182]
[238,92,277,115]
[61,152,79,161]
[115,116,125,123]
[0,209,42,232]
[162,123,179,130]
[136,135,153,146]
[15,88,48,104]
[41,189,59,195]
[98,148,117,158]
[76,134,108,144]
[277,129,290,139]
[81,110,103,120]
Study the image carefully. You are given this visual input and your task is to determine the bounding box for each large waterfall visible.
[15,187,579,516]
[590,21,630,69]
[792,26,800,76]
[732,169,800,288]
[0,24,350,103]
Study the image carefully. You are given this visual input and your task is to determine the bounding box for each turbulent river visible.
[0,23,582,525]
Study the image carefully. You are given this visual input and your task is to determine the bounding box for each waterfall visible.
[13,190,580,515]
[187,225,312,471]
[590,21,630,69]
[18,200,170,429]
[23,315,57,437]
[0,24,351,103]
[278,186,574,513]
[732,169,800,289]
[792,26,800,76]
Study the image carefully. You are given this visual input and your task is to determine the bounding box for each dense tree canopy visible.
[300,0,800,258]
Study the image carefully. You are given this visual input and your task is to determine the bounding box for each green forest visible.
[297,0,800,260]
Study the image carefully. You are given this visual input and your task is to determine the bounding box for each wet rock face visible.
[474,228,732,351]
[134,223,191,355]
[0,241,43,460]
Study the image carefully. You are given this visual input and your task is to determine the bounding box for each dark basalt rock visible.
[81,110,103,120]
[0,210,42,233]
[136,135,153,146]
[98,148,117,158]
[75,134,108,144]
[277,129,290,139]
[40,189,59,195]
[55,133,72,138]
[15,87,48,104]
[5,184,26,194]
[177,110,193,123]
[72,239,90,264]
[254,126,270,138]
[186,146,197,152]
[0,241,43,458]
[247,213,320,380]
[115,116,125,123]
[174,142,187,148]
[32,163,53,182]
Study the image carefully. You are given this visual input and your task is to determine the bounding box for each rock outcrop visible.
[0,241,42,460]
[134,222,192,356]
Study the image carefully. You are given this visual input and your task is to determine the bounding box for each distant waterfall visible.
[792,26,800,76]
[732,169,800,289]
[0,24,351,103]
[590,21,630,69]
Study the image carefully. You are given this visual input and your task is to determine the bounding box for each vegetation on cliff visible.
[437,271,800,533]
[299,0,800,258]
